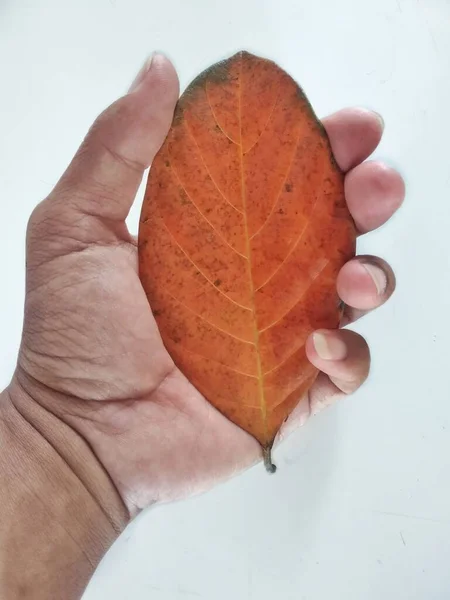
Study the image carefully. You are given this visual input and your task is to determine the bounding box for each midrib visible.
[237,54,268,442]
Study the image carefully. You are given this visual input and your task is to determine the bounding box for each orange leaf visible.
[139,51,356,470]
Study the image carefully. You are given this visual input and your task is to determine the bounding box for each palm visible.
[14,56,403,514]
[20,215,260,511]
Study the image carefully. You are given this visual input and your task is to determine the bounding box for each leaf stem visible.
[263,445,277,474]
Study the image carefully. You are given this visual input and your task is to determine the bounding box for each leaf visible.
[138,51,356,470]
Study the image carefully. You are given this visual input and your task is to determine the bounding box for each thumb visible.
[27,54,179,261]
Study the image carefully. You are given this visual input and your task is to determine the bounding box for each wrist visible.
[0,382,129,598]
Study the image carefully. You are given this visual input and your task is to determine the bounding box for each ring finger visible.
[337,255,396,325]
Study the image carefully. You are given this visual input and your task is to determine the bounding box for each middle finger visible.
[345,160,405,235]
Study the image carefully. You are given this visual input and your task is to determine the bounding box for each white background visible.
[1,0,449,598]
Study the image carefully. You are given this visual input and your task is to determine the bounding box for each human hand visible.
[10,54,404,516]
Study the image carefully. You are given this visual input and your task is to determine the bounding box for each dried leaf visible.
[139,51,356,470]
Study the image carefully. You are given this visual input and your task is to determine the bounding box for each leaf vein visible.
[270,372,315,409]
[250,121,306,241]
[158,216,251,311]
[167,340,258,378]
[158,285,254,345]
[205,84,239,145]
[243,82,282,155]
[259,258,330,333]
[255,153,328,292]
[167,160,247,259]
[262,343,308,378]
[183,119,244,215]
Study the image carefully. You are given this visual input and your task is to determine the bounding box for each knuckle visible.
[26,194,91,266]
[27,198,63,245]
[82,98,148,173]
[27,195,69,238]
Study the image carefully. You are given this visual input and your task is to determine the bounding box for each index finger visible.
[322,107,384,172]
[323,108,404,235]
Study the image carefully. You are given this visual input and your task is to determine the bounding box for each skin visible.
[0,54,404,598]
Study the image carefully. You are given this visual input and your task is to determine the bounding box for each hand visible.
[11,54,404,515]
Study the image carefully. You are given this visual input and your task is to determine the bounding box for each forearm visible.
[0,385,128,599]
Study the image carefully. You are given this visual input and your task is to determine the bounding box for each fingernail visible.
[374,111,385,131]
[362,262,387,295]
[313,332,347,361]
[128,54,155,93]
